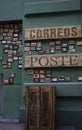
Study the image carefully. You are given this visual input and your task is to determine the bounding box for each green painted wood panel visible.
[0,0,23,21]
[22,0,82,126]
[0,22,22,85]
[56,108,82,128]
[25,0,57,2]
[3,85,21,119]
[0,21,22,119]
[0,0,80,124]
[56,97,82,108]
[23,13,82,96]
[24,13,82,28]
[24,0,81,15]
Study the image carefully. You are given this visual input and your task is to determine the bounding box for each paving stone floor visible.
[56,126,76,130]
[0,123,24,130]
[0,123,76,130]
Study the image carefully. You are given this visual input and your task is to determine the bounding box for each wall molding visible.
[24,0,81,16]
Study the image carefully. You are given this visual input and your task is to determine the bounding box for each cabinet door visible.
[40,86,55,130]
[25,86,40,130]
[25,86,56,130]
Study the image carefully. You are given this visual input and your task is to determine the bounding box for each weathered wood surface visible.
[25,26,82,40]
[25,86,56,130]
[25,54,82,68]
[25,87,40,130]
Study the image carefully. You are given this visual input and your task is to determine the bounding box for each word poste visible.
[25,54,82,68]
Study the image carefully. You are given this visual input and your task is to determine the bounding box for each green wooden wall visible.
[0,22,22,119]
[23,0,82,128]
[3,85,21,119]
[0,0,23,21]
[0,0,82,128]
[0,0,23,119]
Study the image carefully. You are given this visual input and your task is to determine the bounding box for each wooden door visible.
[25,86,56,130]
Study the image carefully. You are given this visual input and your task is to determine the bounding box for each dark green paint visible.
[24,0,81,15]
[3,85,21,119]
[56,108,82,129]
[0,0,23,21]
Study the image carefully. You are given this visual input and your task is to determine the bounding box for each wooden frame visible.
[39,74,45,78]
[58,76,65,82]
[8,57,13,63]
[52,77,58,82]
[30,46,36,51]
[78,76,82,81]
[40,78,45,82]
[36,42,41,47]
[34,78,39,83]
[50,47,55,53]
[4,49,8,53]
[10,73,15,78]
[27,69,33,75]
[2,40,6,44]
[9,77,13,84]
[25,42,31,47]
[7,62,12,68]
[3,79,9,85]
[31,42,36,47]
[2,64,8,69]
[45,77,51,82]
[55,45,61,50]
[62,43,68,47]
[38,50,44,55]
[65,76,71,82]
[62,47,67,52]
[44,49,50,54]
[33,74,40,78]
[18,64,22,69]
[49,42,55,46]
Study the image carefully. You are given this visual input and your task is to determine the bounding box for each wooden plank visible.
[25,54,82,68]
[27,87,40,130]
[25,26,82,40]
[76,41,82,45]
[24,0,81,16]
[52,87,56,130]
[40,86,55,130]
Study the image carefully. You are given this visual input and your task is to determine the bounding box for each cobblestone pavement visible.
[0,123,24,130]
[0,123,76,130]
[56,126,76,130]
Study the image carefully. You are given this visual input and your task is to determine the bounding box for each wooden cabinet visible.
[25,86,56,130]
